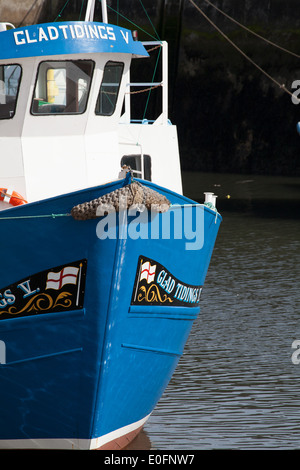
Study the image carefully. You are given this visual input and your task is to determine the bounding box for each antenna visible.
[85,0,108,23]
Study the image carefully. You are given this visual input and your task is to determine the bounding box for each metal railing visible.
[122,41,169,125]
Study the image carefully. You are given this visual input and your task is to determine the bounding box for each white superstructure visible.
[0,17,182,211]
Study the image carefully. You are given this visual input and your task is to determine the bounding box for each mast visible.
[101,0,108,23]
[85,0,108,23]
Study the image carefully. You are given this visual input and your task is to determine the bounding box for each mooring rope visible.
[202,0,300,60]
[0,195,220,223]
[0,213,70,220]
[189,0,300,102]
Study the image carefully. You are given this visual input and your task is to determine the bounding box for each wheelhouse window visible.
[31,60,94,115]
[0,64,21,119]
[95,61,124,116]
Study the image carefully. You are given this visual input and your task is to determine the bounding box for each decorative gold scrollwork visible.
[0,292,72,316]
[137,284,173,304]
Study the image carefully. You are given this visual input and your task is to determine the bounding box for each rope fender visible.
[71,181,170,221]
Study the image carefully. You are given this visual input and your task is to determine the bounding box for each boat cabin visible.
[0,20,182,211]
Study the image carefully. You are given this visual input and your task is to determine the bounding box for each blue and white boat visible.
[0,0,221,449]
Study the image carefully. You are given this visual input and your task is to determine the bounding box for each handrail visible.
[122,41,168,125]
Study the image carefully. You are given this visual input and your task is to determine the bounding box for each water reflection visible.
[144,173,300,450]
[124,429,153,450]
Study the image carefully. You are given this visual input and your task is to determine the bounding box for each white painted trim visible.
[0,413,151,450]
[90,413,151,449]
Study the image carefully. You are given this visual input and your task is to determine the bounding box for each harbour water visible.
[128,171,300,450]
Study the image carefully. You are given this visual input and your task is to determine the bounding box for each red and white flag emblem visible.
[140,261,156,284]
[46,266,79,290]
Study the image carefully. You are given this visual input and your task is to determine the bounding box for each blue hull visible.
[0,178,221,449]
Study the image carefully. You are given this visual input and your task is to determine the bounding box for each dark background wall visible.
[1,0,300,176]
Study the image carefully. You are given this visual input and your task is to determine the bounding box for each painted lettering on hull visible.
[0,259,87,320]
[131,256,202,307]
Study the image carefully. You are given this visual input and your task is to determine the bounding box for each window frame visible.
[0,63,22,120]
[95,61,124,117]
[30,59,95,116]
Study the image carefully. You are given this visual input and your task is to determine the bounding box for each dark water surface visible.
[130,172,300,450]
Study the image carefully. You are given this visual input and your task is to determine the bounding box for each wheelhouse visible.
[0,20,182,210]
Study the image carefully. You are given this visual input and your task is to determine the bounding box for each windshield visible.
[31,60,94,115]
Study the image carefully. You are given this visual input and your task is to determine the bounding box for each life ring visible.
[0,188,27,206]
